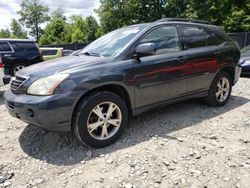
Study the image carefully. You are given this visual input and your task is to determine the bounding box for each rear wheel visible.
[73,91,128,148]
[206,71,232,107]
[11,64,26,76]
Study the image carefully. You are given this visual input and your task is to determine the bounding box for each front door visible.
[132,25,189,108]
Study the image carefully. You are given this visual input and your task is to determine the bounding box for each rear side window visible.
[182,26,210,49]
[0,41,12,52]
[181,26,224,49]
[10,41,38,52]
[41,50,58,56]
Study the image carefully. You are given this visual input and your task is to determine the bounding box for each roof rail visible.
[155,18,211,25]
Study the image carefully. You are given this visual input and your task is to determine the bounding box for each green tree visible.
[165,0,189,17]
[223,1,250,32]
[96,0,167,33]
[39,9,68,45]
[185,0,250,32]
[69,15,87,43]
[10,19,27,38]
[97,0,250,33]
[85,16,100,41]
[0,29,11,38]
[18,0,50,41]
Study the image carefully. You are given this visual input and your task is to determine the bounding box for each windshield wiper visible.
[80,51,102,57]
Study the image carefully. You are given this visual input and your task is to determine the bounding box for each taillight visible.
[0,57,4,68]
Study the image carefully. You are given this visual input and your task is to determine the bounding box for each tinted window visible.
[140,26,181,55]
[182,26,211,48]
[10,41,38,52]
[0,42,12,52]
[207,30,227,46]
[41,50,58,56]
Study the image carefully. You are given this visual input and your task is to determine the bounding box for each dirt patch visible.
[0,79,249,188]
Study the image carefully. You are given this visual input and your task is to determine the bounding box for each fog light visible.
[26,109,34,117]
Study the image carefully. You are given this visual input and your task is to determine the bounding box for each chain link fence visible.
[228,32,250,49]
[40,32,250,51]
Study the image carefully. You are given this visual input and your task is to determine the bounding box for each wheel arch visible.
[71,83,133,129]
[218,66,235,85]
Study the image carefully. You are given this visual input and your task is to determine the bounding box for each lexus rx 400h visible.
[4,19,241,148]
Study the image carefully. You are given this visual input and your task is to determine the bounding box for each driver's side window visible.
[139,26,181,55]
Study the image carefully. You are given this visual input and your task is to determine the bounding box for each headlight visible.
[27,74,69,96]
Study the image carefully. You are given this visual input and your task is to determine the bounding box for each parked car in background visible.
[40,47,63,61]
[63,49,74,56]
[4,18,241,148]
[240,45,250,76]
[0,39,43,76]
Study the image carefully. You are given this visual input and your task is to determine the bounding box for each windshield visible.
[241,45,250,54]
[80,25,146,57]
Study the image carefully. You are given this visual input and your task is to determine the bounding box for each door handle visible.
[177,56,185,63]
[214,50,221,55]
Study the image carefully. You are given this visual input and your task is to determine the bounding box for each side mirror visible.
[134,43,156,58]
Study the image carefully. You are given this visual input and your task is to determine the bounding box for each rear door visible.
[179,25,221,94]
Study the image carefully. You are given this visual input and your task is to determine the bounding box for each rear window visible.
[0,41,12,52]
[41,50,58,56]
[9,41,38,52]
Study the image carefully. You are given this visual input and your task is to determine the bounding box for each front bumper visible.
[3,74,11,85]
[4,89,84,132]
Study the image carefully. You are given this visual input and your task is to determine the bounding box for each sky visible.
[0,0,100,29]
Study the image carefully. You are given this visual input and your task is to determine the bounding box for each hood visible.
[16,55,112,79]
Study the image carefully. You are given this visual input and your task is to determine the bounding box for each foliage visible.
[96,0,168,33]
[39,9,68,45]
[39,11,101,45]
[185,0,250,32]
[97,0,250,33]
[0,20,27,39]
[10,19,27,39]
[18,0,50,41]
[0,29,11,38]
[3,0,249,44]
[85,16,101,41]
[222,1,250,32]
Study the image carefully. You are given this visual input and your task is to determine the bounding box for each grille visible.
[10,76,28,92]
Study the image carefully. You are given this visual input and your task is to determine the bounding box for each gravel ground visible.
[0,78,250,188]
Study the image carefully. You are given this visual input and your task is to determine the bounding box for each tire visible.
[206,71,232,107]
[10,63,26,76]
[73,91,128,148]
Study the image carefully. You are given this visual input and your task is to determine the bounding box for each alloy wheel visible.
[14,65,25,74]
[216,77,230,102]
[87,102,122,140]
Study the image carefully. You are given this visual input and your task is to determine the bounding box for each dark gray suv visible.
[4,19,241,148]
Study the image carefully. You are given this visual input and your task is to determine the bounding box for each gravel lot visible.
[0,78,250,188]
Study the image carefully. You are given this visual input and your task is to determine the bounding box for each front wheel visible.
[73,91,128,148]
[206,71,232,107]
